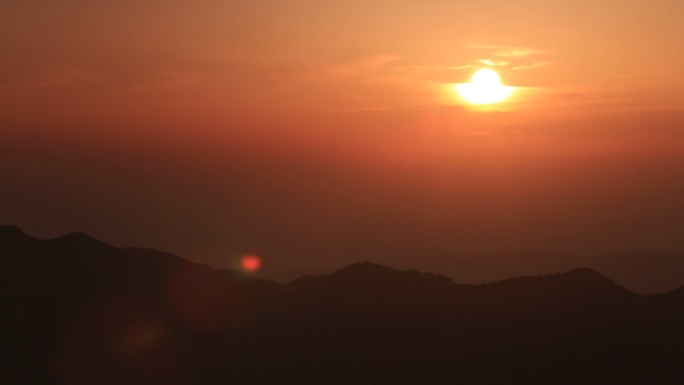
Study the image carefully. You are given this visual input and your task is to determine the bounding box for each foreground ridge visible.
[2,226,684,385]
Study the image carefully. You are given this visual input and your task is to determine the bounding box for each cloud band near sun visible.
[460,40,560,73]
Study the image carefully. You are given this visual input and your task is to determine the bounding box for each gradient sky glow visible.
[2,0,684,279]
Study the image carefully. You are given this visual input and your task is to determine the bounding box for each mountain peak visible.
[335,261,397,275]
[57,231,98,241]
[48,231,114,251]
[540,268,639,300]
[558,267,622,286]
[482,267,638,301]
[0,225,25,236]
[290,261,455,294]
[0,225,32,244]
[564,267,607,278]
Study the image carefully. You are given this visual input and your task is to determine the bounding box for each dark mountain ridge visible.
[471,248,684,294]
[3,226,684,385]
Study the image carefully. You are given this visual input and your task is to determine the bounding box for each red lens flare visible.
[241,255,262,272]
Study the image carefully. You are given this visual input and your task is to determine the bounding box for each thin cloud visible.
[384,64,473,80]
[492,48,542,58]
[127,70,199,92]
[511,61,560,71]
[461,40,561,78]
[461,40,543,58]
[330,55,400,73]
[478,59,511,67]
[277,55,400,83]
[1,65,101,89]
[0,61,205,94]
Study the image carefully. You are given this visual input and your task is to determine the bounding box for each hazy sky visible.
[2,0,684,278]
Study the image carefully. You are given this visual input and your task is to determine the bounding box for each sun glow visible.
[455,69,514,105]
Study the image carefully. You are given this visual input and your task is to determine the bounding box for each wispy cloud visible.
[492,47,542,58]
[0,65,101,89]
[478,59,511,67]
[0,61,204,94]
[329,55,400,74]
[126,70,199,92]
[511,61,560,71]
[461,40,545,59]
[460,40,560,75]
[275,55,400,83]
[381,64,473,82]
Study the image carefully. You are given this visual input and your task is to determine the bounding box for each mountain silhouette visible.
[451,249,684,294]
[3,226,684,384]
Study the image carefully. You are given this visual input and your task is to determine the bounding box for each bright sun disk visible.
[455,68,513,105]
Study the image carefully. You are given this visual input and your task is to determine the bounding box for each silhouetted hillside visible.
[3,226,684,385]
[586,251,684,293]
[452,249,684,294]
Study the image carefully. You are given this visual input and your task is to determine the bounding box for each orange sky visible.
[2,0,684,278]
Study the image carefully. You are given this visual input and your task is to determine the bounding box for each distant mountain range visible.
[445,249,684,294]
[267,250,684,294]
[3,225,684,385]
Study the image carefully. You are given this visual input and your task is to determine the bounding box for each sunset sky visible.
[2,0,684,278]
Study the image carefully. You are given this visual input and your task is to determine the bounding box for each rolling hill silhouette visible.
[469,249,684,294]
[3,225,684,384]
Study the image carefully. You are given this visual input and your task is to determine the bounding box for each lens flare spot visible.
[241,255,262,272]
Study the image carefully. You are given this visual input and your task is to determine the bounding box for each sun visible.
[455,68,514,105]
